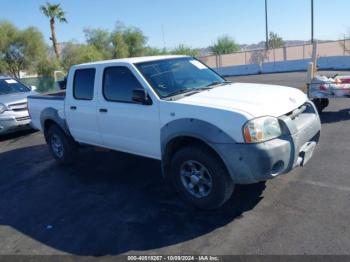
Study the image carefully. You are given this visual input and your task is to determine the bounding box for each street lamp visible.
[265,0,269,49]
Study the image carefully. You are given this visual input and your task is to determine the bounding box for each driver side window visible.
[103,66,144,103]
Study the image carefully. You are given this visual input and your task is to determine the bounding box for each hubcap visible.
[180,160,213,198]
[51,134,64,158]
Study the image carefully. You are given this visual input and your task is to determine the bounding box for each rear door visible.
[65,67,102,146]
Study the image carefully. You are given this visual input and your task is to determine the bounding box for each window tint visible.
[0,79,30,95]
[136,58,225,98]
[103,66,143,102]
[73,68,95,100]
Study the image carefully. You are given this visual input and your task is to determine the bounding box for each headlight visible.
[243,116,282,143]
[0,103,7,114]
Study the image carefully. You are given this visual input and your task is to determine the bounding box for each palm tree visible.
[40,3,67,59]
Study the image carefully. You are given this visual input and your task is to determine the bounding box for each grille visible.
[8,102,28,112]
[15,116,30,122]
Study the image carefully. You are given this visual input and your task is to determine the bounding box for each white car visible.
[28,55,321,209]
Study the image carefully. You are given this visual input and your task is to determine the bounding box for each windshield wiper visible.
[166,88,197,97]
[166,81,232,98]
[205,80,231,88]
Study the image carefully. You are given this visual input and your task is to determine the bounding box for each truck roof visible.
[76,55,189,67]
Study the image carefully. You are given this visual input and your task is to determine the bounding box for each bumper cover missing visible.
[212,102,321,184]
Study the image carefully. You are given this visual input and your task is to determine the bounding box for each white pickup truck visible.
[28,55,321,209]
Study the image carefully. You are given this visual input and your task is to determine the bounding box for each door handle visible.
[99,108,108,113]
[70,106,77,110]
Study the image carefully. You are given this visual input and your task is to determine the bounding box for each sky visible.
[1,0,350,49]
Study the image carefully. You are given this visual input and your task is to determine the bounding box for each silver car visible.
[0,76,38,135]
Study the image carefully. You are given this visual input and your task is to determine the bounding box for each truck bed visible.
[28,91,66,131]
[29,90,66,100]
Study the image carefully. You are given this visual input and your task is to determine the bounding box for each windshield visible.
[135,57,226,98]
[0,78,30,95]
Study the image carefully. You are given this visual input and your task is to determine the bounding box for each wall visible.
[199,39,350,75]
[214,56,350,76]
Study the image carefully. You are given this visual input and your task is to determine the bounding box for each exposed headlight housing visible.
[243,116,282,143]
[0,103,8,114]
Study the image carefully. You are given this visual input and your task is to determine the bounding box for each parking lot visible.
[1,71,350,255]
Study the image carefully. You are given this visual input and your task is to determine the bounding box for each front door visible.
[97,65,160,159]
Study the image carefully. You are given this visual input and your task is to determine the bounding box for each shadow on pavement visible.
[0,129,37,142]
[0,144,265,255]
[320,108,350,124]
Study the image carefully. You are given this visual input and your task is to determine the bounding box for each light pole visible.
[265,0,269,49]
[311,0,314,43]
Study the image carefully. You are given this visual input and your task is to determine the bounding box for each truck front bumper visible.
[0,115,32,135]
[213,101,322,184]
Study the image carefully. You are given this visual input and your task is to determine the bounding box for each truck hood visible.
[0,91,37,106]
[178,83,307,117]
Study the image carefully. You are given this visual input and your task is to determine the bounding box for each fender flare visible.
[160,118,238,179]
[40,107,71,137]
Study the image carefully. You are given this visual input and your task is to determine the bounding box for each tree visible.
[40,2,67,59]
[112,32,129,58]
[122,27,147,57]
[84,27,112,59]
[211,36,240,55]
[0,22,47,77]
[111,23,147,58]
[268,32,284,49]
[171,44,199,57]
[144,47,168,56]
[61,43,104,70]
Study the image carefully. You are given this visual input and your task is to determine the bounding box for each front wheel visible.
[170,145,234,209]
[46,125,78,165]
[312,98,329,113]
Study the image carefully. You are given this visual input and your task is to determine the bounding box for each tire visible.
[170,145,234,210]
[46,125,78,165]
[312,98,329,113]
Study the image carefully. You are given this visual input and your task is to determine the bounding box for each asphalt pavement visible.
[0,71,350,255]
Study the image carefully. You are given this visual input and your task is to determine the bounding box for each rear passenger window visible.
[73,68,95,100]
[103,66,143,103]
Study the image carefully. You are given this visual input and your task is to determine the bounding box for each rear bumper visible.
[0,116,32,135]
[212,101,322,184]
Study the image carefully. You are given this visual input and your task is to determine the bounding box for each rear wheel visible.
[170,145,234,209]
[46,125,78,165]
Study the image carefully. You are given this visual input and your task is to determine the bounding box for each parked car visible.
[0,76,38,135]
[28,55,321,209]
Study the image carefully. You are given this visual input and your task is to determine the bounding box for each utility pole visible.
[265,0,269,49]
[311,0,314,43]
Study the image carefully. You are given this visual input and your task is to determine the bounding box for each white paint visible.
[297,179,350,192]
[177,83,307,118]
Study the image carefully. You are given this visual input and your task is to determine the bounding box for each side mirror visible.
[132,89,152,105]
[30,85,37,91]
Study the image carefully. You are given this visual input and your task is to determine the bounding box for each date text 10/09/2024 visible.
[127,255,220,261]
